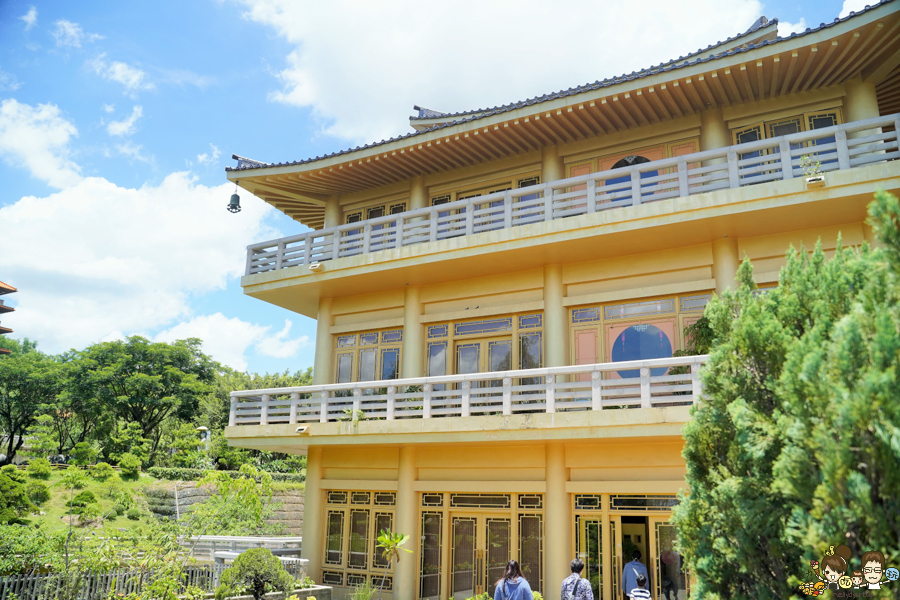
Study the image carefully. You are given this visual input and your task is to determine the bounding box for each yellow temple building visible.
[224,4,900,599]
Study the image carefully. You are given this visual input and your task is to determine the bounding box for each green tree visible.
[0,469,34,524]
[67,336,216,462]
[0,350,63,464]
[189,464,280,536]
[214,548,295,600]
[69,441,97,466]
[118,452,142,479]
[674,191,900,599]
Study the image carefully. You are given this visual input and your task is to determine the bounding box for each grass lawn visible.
[25,469,158,536]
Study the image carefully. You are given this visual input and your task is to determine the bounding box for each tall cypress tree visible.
[674,191,900,599]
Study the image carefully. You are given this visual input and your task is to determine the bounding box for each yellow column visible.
[844,76,882,139]
[544,264,568,368]
[541,145,565,183]
[545,445,571,593]
[313,297,333,385]
[301,446,323,581]
[324,195,341,228]
[395,447,417,600]
[410,176,428,211]
[402,285,424,378]
[700,108,729,166]
[712,237,740,295]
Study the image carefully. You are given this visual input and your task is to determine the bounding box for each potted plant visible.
[800,154,825,188]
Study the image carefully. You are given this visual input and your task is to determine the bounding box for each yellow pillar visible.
[700,108,729,166]
[544,265,568,368]
[844,76,881,139]
[395,447,417,600]
[712,237,740,294]
[313,297,333,385]
[410,176,428,211]
[324,195,341,228]
[541,145,565,183]
[300,446,323,581]
[545,445,570,593]
[402,285,424,378]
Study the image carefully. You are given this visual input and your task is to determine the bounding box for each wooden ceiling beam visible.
[779,51,800,96]
[532,115,568,144]
[501,122,535,153]
[575,104,607,135]
[647,86,673,119]
[683,79,706,112]
[816,32,861,88]
[828,22,894,86]
[566,107,600,137]
[709,72,731,107]
[543,112,578,143]
[587,101,618,132]
[723,68,744,103]
[421,144,456,171]
[671,81,697,114]
[609,96,639,128]
[754,61,766,101]
[486,126,523,155]
[657,85,684,119]
[622,93,650,126]
[551,110,584,141]
[790,46,818,94]
[803,41,839,91]
[633,90,660,123]
[469,131,505,160]
[521,118,555,146]
[735,64,753,103]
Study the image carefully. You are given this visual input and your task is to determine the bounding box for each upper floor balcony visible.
[225,355,708,447]
[244,114,900,279]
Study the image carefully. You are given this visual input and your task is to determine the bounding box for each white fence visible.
[0,562,307,600]
[245,114,900,275]
[182,535,302,561]
[229,355,707,427]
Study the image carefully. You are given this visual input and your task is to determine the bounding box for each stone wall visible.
[144,483,304,534]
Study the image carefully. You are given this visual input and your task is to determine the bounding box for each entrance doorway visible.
[619,516,651,598]
[575,517,603,600]
[450,514,512,600]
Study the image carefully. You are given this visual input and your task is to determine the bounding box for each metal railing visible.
[245,115,900,276]
[228,355,708,427]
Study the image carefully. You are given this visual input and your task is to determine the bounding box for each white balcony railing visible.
[228,355,709,427]
[245,115,900,276]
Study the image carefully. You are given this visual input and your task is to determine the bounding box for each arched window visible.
[605,155,658,187]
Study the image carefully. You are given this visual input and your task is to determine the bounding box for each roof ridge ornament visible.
[231,154,269,169]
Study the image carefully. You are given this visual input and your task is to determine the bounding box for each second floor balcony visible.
[244,114,900,277]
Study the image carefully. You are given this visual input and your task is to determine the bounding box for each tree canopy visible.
[0,348,63,464]
[674,191,900,598]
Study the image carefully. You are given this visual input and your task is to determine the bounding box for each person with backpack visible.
[494,560,534,600]
[622,550,649,600]
[561,558,594,600]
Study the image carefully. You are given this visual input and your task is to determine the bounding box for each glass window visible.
[519,515,543,595]
[336,353,353,384]
[604,299,675,320]
[427,342,447,378]
[382,329,403,344]
[519,332,542,370]
[572,307,602,324]
[610,323,673,378]
[359,348,377,382]
[519,314,542,329]
[455,318,512,336]
[360,333,378,345]
[337,335,357,348]
[428,324,449,339]
[380,348,400,380]
[419,513,443,600]
[373,513,393,567]
[325,511,344,565]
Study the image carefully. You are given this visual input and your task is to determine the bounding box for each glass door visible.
[576,516,603,600]
[455,337,513,383]
[610,515,622,600]
[450,514,512,600]
[651,517,689,600]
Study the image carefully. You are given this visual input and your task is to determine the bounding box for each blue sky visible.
[0,0,860,373]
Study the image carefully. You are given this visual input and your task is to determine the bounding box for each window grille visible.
[419,512,442,600]
[604,299,675,320]
[679,294,711,312]
[518,514,543,594]
[346,212,362,224]
[518,176,540,188]
[351,492,371,505]
[518,314,542,329]
[347,573,369,587]
[431,194,451,206]
[327,491,348,505]
[574,495,603,510]
[348,510,369,569]
[449,493,511,508]
[390,203,407,215]
[609,494,679,511]
[572,307,602,324]
[337,335,357,348]
[322,571,344,586]
[374,492,396,506]
[382,330,403,344]
[422,493,443,507]
[379,576,393,591]
[373,513,394,567]
[325,511,344,565]
[428,324,449,339]
[518,494,543,509]
[360,333,378,345]
[455,318,512,336]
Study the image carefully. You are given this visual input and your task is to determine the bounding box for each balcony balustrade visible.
[227,355,709,427]
[245,115,900,276]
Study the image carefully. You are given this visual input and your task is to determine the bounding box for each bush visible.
[148,466,305,483]
[79,503,102,523]
[90,462,114,481]
[69,442,97,467]
[214,548,295,600]
[0,471,33,524]
[60,468,88,490]
[66,491,97,508]
[0,465,26,484]
[26,458,52,479]
[126,508,140,520]
[26,482,50,505]
[113,504,126,516]
[118,453,141,479]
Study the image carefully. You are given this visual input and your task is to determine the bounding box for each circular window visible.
[606,155,658,188]
[611,323,672,378]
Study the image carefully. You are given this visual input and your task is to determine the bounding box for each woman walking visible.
[494,560,534,600]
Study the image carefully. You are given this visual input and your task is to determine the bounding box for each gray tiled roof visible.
[226,2,893,173]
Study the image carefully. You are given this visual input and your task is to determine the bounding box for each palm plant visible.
[375,529,412,599]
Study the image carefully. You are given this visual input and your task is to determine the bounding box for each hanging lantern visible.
[227,181,242,213]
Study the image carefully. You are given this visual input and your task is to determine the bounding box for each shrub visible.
[0,471,33,524]
[0,465,26,484]
[26,458,52,479]
[60,468,88,490]
[26,482,50,505]
[118,453,141,479]
[79,503,102,523]
[148,466,305,483]
[214,548,295,600]
[126,508,140,520]
[113,504,126,516]
[90,462,114,481]
[66,490,97,508]
[69,442,97,467]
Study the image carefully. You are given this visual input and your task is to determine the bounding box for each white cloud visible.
[157,68,216,89]
[0,172,281,361]
[116,140,151,162]
[237,0,763,144]
[102,103,115,113]
[107,105,143,136]
[52,19,102,48]
[778,18,808,37]
[89,54,155,95]
[197,143,221,165]
[0,98,81,189]
[155,315,307,370]
[839,0,871,18]
[20,7,37,31]
[0,69,21,92]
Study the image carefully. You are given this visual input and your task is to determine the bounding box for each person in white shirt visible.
[621,550,649,600]
[629,574,651,600]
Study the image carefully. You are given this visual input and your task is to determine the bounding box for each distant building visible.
[224,4,900,600]
[0,280,16,355]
